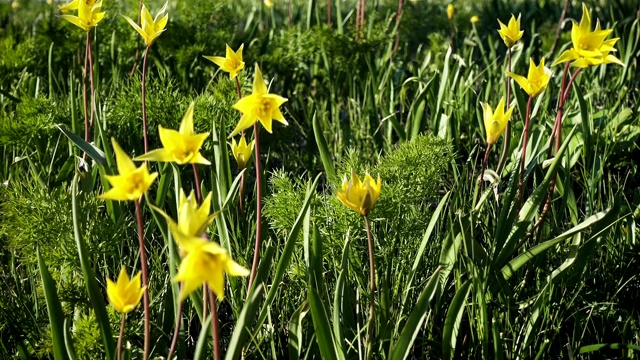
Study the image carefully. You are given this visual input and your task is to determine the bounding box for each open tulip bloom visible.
[123,2,169,47]
[507,58,551,98]
[60,0,105,31]
[135,102,210,165]
[482,97,514,146]
[100,139,158,201]
[498,14,524,48]
[204,44,246,79]
[171,228,249,301]
[107,266,146,314]
[337,170,382,216]
[229,64,288,137]
[553,4,623,68]
[230,135,255,170]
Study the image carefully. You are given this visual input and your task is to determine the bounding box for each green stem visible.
[518,95,534,210]
[134,199,151,360]
[141,46,150,154]
[477,143,492,204]
[496,47,512,174]
[117,314,126,360]
[364,215,376,359]
[247,123,263,293]
[208,290,222,360]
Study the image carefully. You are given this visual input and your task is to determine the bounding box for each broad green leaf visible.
[71,175,115,360]
[56,124,106,166]
[442,279,472,360]
[389,266,441,360]
[225,284,265,360]
[37,248,69,360]
[313,112,337,183]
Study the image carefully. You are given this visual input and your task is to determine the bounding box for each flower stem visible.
[134,199,151,360]
[234,77,246,217]
[141,46,151,154]
[534,66,581,231]
[88,33,95,133]
[327,0,332,27]
[550,0,570,55]
[477,143,492,203]
[247,123,263,294]
[364,215,376,358]
[166,285,184,360]
[496,47,512,174]
[192,163,202,203]
[117,313,126,360]
[82,32,90,157]
[518,95,534,210]
[208,290,222,360]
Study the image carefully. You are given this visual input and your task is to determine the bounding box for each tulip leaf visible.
[309,286,343,360]
[288,301,309,360]
[193,315,212,360]
[63,318,78,360]
[442,279,472,360]
[71,175,115,360]
[37,248,69,360]
[255,174,321,329]
[390,266,441,360]
[224,284,265,360]
[56,124,107,166]
[312,112,337,183]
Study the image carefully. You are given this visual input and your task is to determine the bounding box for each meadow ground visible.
[1,0,639,359]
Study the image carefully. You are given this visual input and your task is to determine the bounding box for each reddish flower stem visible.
[82,32,90,158]
[134,199,151,360]
[518,95,534,210]
[364,215,376,358]
[166,286,183,360]
[327,0,332,27]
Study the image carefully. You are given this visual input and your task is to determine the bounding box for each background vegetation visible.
[1,0,639,358]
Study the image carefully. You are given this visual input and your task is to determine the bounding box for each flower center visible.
[257,98,272,118]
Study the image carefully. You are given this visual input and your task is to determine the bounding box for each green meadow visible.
[1,0,639,358]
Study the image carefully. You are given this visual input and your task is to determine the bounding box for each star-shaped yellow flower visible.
[106,266,146,314]
[498,14,524,48]
[60,0,105,32]
[336,170,382,216]
[553,4,623,68]
[482,97,514,145]
[123,2,168,47]
[172,231,249,301]
[203,44,245,79]
[470,15,480,24]
[135,102,210,165]
[229,65,288,137]
[230,135,255,170]
[100,138,158,201]
[507,58,551,98]
[172,190,216,238]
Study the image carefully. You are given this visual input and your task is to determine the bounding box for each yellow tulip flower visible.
[553,4,622,68]
[263,0,274,8]
[60,0,105,32]
[172,231,249,301]
[59,0,98,12]
[203,44,245,79]
[336,170,382,216]
[135,102,210,165]
[106,266,146,314]
[447,4,454,21]
[229,65,288,137]
[175,190,216,238]
[11,1,19,10]
[123,2,169,47]
[100,139,157,201]
[507,58,551,98]
[482,97,514,145]
[497,14,523,48]
[230,135,255,170]
[470,16,480,24]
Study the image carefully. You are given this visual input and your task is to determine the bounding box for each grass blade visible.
[37,248,69,360]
